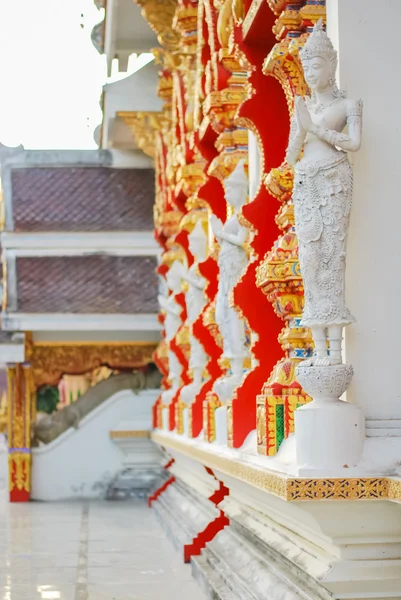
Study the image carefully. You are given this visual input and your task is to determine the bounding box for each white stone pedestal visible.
[215,406,228,446]
[295,364,365,472]
[162,406,169,431]
[295,398,364,472]
[183,408,189,437]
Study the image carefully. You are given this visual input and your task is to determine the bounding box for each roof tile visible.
[16,256,158,314]
[11,167,155,232]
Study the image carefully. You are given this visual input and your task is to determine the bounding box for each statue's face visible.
[225,181,248,209]
[302,56,332,92]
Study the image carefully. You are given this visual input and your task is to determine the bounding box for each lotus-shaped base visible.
[296,363,354,401]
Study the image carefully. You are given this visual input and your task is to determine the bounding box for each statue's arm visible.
[218,223,248,247]
[182,270,205,290]
[158,294,181,315]
[312,99,363,152]
[181,270,205,290]
[286,113,307,166]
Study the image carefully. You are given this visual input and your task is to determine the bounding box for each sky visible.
[0,0,106,149]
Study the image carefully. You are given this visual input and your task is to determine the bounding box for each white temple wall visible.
[328,0,401,422]
[31,388,159,501]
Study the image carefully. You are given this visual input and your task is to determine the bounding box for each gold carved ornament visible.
[7,364,31,450]
[134,0,180,51]
[173,2,198,54]
[109,430,150,439]
[151,431,401,503]
[29,342,158,389]
[7,364,33,493]
[117,111,164,158]
[8,452,31,493]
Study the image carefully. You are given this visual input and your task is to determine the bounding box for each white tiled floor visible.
[0,484,207,600]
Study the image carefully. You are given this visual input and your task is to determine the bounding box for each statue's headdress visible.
[225,158,248,188]
[300,19,337,77]
[188,218,208,241]
[167,259,184,283]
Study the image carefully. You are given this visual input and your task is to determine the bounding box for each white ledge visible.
[151,429,401,502]
[1,313,162,332]
[1,232,160,256]
[0,343,25,366]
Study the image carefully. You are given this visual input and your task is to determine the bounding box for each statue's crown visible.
[168,259,183,278]
[189,219,207,241]
[225,158,248,187]
[300,19,337,74]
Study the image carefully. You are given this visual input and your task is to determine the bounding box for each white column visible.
[327,0,401,438]
[248,130,261,201]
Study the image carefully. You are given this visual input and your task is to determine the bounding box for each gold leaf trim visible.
[152,431,401,502]
[109,430,150,439]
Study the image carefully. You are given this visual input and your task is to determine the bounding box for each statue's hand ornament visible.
[211,214,223,238]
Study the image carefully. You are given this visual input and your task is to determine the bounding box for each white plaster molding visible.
[0,343,25,366]
[366,419,401,438]
[1,232,160,257]
[164,438,401,599]
[216,476,401,599]
[5,254,17,312]
[1,313,162,332]
[109,149,154,168]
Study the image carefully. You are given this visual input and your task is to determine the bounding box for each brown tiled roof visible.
[11,167,155,232]
[16,256,158,313]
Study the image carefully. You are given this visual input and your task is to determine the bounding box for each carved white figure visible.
[211,159,250,379]
[286,19,363,366]
[178,220,208,405]
[158,260,184,408]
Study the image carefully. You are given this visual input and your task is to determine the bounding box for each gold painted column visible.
[7,363,33,502]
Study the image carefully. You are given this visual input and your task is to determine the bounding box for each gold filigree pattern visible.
[8,453,31,493]
[109,430,150,439]
[152,431,401,502]
[134,0,180,50]
[175,401,186,435]
[30,342,158,389]
[203,392,222,442]
[117,111,164,157]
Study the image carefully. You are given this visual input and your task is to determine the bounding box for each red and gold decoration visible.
[7,363,34,502]
[253,1,325,455]
[139,0,326,450]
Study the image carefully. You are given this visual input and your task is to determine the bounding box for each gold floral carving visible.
[30,342,158,389]
[388,479,401,503]
[161,244,186,266]
[173,3,198,53]
[151,431,401,503]
[203,392,222,443]
[175,401,186,435]
[179,209,209,234]
[242,0,264,38]
[117,111,164,157]
[8,453,31,493]
[298,3,326,25]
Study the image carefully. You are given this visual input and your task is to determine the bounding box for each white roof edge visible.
[1,313,162,332]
